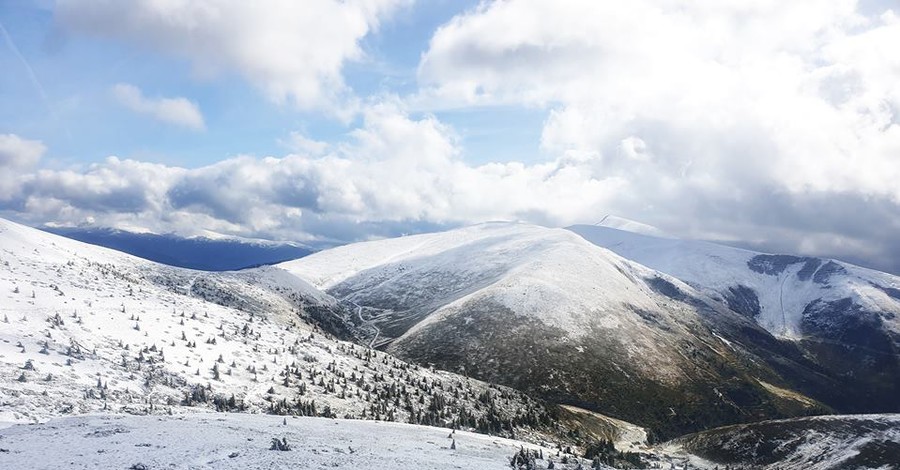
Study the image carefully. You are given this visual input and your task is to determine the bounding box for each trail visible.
[350,299,380,349]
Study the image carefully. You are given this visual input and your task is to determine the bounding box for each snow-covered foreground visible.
[0,413,579,470]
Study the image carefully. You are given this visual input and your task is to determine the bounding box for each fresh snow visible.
[280,222,747,384]
[0,217,562,441]
[0,413,577,470]
[282,222,693,335]
[567,224,900,339]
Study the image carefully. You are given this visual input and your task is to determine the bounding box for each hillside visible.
[0,217,571,445]
[568,222,900,414]
[671,414,900,470]
[280,222,847,438]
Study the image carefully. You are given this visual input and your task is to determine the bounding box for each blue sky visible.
[1,0,900,274]
[1,0,544,168]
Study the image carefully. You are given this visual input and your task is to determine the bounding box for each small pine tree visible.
[269,437,291,451]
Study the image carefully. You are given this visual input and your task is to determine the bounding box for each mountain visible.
[671,414,900,470]
[0,217,575,446]
[41,225,315,271]
[567,222,900,415]
[279,222,870,438]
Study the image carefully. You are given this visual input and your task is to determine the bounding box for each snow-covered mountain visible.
[568,221,900,339]
[568,221,900,415]
[279,222,867,438]
[671,413,900,470]
[3,215,898,468]
[0,217,580,448]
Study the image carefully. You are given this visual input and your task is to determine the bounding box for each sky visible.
[1,0,900,274]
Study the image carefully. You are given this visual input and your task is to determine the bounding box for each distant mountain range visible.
[41,225,316,271]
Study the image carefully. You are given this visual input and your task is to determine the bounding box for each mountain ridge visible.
[279,221,871,438]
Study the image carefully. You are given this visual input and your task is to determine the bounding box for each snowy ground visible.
[0,413,586,470]
[0,216,563,447]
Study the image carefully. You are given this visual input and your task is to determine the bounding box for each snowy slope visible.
[280,222,845,438]
[671,413,900,470]
[0,413,591,470]
[0,217,572,447]
[283,222,689,340]
[567,223,900,340]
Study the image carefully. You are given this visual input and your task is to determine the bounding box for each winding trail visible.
[350,299,380,349]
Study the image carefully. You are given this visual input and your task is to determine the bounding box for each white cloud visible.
[112,84,205,131]
[0,134,45,200]
[281,132,330,156]
[3,106,621,240]
[0,133,45,168]
[4,103,900,274]
[57,0,411,115]
[415,0,900,265]
[7,1,900,275]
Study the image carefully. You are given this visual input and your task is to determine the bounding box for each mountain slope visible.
[567,223,900,415]
[670,414,900,470]
[281,222,844,438]
[0,217,570,444]
[567,223,900,339]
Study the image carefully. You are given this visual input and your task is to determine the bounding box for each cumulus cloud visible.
[3,101,900,273]
[280,132,331,156]
[112,84,205,130]
[0,133,45,168]
[415,0,900,271]
[56,0,411,114]
[0,134,45,200]
[1,106,621,242]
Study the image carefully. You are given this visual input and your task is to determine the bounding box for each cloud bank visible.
[0,105,623,242]
[414,0,900,271]
[3,0,899,275]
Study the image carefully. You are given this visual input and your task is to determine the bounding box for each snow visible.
[0,413,578,469]
[567,224,900,339]
[1,216,894,469]
[0,217,565,441]
[666,413,900,470]
[282,222,694,335]
[280,222,741,384]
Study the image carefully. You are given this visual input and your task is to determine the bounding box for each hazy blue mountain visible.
[41,226,315,271]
